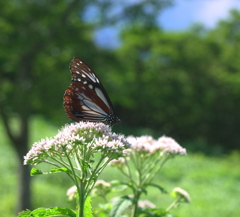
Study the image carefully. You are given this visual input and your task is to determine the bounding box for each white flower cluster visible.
[127,136,156,153]
[157,136,187,156]
[173,187,191,203]
[138,200,156,208]
[127,135,186,156]
[109,135,186,167]
[66,185,77,200]
[24,122,130,165]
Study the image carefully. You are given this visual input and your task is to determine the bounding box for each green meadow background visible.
[1,1,240,217]
[1,117,239,217]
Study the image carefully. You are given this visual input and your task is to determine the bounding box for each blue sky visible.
[160,0,240,30]
[95,0,240,48]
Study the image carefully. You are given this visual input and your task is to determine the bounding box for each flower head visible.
[126,135,186,157]
[24,122,130,165]
[67,185,77,200]
[138,200,156,208]
[126,135,156,154]
[155,136,187,156]
[172,187,191,203]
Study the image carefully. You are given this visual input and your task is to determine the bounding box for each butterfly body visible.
[64,57,120,125]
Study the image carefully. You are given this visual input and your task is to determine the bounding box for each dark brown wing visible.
[63,57,120,125]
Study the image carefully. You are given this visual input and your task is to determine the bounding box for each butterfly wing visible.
[64,57,119,125]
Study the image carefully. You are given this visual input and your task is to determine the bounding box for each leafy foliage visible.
[0,0,102,124]
[30,167,71,176]
[17,207,76,217]
[112,11,240,149]
[2,1,240,151]
[110,196,132,217]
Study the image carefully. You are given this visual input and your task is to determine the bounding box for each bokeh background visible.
[0,0,239,216]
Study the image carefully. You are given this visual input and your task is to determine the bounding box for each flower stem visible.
[78,180,86,217]
[166,197,181,212]
[132,191,141,217]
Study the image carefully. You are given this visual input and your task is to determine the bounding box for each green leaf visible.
[110,180,135,191]
[30,168,43,176]
[17,209,31,217]
[138,207,169,217]
[50,168,71,173]
[110,196,132,217]
[17,207,76,217]
[109,180,128,192]
[30,167,71,176]
[84,196,93,217]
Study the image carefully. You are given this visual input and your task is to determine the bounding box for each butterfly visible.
[64,57,120,125]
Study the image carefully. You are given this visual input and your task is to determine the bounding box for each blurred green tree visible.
[114,10,240,150]
[0,0,97,213]
[0,0,173,213]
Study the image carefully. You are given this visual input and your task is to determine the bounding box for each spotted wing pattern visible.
[63,57,120,125]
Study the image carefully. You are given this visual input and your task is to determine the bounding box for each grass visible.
[0,117,239,217]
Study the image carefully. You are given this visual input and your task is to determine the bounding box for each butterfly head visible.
[104,114,121,125]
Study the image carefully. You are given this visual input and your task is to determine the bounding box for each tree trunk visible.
[16,160,31,213]
[15,110,32,213]
[0,109,32,214]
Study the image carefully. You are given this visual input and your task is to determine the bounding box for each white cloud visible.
[193,0,240,27]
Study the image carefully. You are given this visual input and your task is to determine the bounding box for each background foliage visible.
[1,1,240,149]
[1,118,239,217]
[115,17,240,150]
[0,0,240,216]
